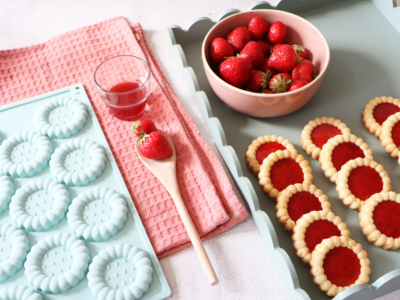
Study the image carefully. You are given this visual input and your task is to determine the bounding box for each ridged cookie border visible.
[0,285,43,300]
[380,112,400,158]
[0,175,14,215]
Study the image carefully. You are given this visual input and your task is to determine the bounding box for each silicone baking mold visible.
[9,179,70,231]
[67,187,127,242]
[0,285,43,300]
[0,224,30,282]
[88,244,153,300]
[0,175,14,215]
[0,131,52,178]
[49,139,106,186]
[34,97,88,139]
[25,233,90,294]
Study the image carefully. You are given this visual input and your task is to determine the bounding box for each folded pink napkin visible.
[0,17,248,258]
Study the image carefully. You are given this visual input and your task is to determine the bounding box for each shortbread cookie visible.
[362,96,400,138]
[25,233,90,294]
[380,112,400,158]
[276,183,331,232]
[0,131,52,178]
[88,244,153,300]
[0,286,43,300]
[258,149,312,199]
[301,117,351,160]
[292,211,350,265]
[246,135,296,176]
[310,236,370,297]
[0,175,14,215]
[319,133,373,183]
[336,158,391,211]
[360,191,400,250]
[35,97,88,139]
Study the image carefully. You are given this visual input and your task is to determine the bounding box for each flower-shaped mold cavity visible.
[9,179,70,231]
[0,285,43,300]
[67,187,127,242]
[25,233,90,294]
[34,97,88,139]
[0,132,52,178]
[88,244,153,300]
[49,139,106,186]
[0,224,30,282]
[0,175,14,215]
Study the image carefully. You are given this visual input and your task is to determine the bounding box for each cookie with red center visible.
[362,96,400,138]
[319,133,373,183]
[246,135,296,176]
[336,157,391,211]
[310,236,371,297]
[360,191,400,250]
[301,117,351,160]
[258,149,312,199]
[292,211,350,265]
[380,111,400,158]
[276,183,331,232]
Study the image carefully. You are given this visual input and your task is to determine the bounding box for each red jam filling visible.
[323,246,361,287]
[348,166,383,201]
[270,158,304,192]
[304,220,341,252]
[256,142,287,165]
[391,122,400,148]
[331,142,365,170]
[373,201,400,238]
[310,124,342,149]
[287,192,323,222]
[373,103,400,125]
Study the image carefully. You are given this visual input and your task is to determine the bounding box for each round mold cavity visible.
[0,131,52,178]
[24,233,90,294]
[49,139,106,186]
[87,244,153,300]
[0,175,14,215]
[9,179,70,231]
[0,224,30,282]
[34,97,88,139]
[67,187,127,242]
[0,285,43,300]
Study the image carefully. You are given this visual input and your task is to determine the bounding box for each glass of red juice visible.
[94,55,152,121]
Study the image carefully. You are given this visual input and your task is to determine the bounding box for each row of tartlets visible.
[245,96,400,297]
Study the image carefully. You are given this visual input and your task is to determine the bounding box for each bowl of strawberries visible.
[202,10,330,117]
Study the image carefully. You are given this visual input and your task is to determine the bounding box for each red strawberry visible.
[269,73,292,93]
[268,21,287,44]
[260,58,277,77]
[293,45,308,61]
[256,40,271,58]
[239,41,264,67]
[220,57,252,88]
[248,16,269,40]
[263,89,273,94]
[226,27,252,53]
[289,78,307,91]
[247,70,269,92]
[139,131,172,159]
[268,44,297,72]
[132,119,157,137]
[209,38,234,63]
[292,59,314,83]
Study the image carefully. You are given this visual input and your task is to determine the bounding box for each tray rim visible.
[165,1,400,299]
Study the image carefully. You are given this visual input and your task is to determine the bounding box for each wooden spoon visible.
[136,130,219,286]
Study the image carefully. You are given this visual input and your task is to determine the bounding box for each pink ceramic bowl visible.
[202,10,330,117]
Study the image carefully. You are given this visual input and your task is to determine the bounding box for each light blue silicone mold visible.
[87,244,153,300]
[0,175,14,215]
[0,224,30,282]
[49,139,106,186]
[0,285,43,300]
[25,233,90,294]
[67,187,127,242]
[34,97,87,139]
[9,179,70,232]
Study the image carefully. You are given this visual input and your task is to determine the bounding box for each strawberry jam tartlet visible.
[362,96,400,138]
[301,117,351,160]
[310,236,370,297]
[276,183,331,232]
[246,135,296,176]
[258,149,312,199]
[319,133,373,183]
[380,112,400,158]
[360,191,400,250]
[292,211,350,265]
[336,158,391,211]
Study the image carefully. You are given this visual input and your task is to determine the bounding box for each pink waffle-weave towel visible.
[0,17,248,258]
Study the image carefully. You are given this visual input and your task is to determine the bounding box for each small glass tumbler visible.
[94,55,152,121]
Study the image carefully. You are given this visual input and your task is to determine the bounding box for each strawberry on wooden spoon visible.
[132,119,157,137]
[139,131,172,159]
